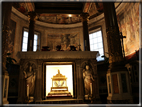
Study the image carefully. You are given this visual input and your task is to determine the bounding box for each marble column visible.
[103,2,133,103]
[103,3,124,66]
[27,12,36,51]
[2,2,13,104]
[80,13,90,51]
[35,60,42,102]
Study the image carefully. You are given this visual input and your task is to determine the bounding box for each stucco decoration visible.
[117,3,139,56]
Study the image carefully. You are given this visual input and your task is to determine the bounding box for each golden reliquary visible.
[48,69,71,97]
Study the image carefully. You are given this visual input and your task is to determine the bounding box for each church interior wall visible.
[11,12,84,64]
[117,3,140,56]
[11,11,110,64]
[11,3,140,64]
[5,2,140,104]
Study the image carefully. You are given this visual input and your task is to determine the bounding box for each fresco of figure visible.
[83,65,94,96]
[23,63,36,98]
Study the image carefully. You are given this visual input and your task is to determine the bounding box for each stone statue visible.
[83,65,94,96]
[23,63,36,98]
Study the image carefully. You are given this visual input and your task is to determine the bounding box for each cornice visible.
[11,3,128,29]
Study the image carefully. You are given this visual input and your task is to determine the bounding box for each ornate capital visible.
[28,11,37,22]
[80,13,90,22]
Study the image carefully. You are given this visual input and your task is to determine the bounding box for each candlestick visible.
[90,83,92,95]
[27,84,29,98]
[37,38,39,45]
[85,40,87,46]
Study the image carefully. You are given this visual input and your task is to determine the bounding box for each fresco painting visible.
[117,3,139,56]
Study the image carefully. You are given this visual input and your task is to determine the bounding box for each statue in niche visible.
[23,63,36,99]
[83,64,94,97]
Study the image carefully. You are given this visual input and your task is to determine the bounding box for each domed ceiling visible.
[13,2,120,24]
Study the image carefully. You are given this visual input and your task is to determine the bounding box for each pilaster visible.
[35,60,43,102]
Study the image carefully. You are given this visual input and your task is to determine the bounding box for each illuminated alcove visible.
[46,65,73,97]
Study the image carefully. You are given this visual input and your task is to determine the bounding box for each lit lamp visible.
[68,14,72,17]
[27,84,29,100]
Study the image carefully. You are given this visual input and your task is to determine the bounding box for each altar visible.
[17,51,101,103]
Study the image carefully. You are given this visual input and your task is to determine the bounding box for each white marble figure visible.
[83,65,94,96]
[23,63,36,99]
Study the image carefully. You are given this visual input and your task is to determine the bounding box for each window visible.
[89,29,104,61]
[22,28,40,52]
[33,34,38,51]
[22,31,28,51]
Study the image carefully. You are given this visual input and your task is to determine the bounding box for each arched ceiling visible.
[13,2,120,24]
